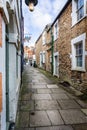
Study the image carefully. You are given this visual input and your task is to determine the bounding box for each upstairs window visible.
[75,42,83,67]
[43,52,45,63]
[54,20,58,41]
[42,31,46,45]
[71,33,86,71]
[77,0,84,20]
[72,0,86,25]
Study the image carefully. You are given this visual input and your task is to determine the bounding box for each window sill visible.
[71,15,87,28]
[71,67,86,72]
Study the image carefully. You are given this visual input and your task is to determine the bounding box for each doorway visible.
[53,52,59,77]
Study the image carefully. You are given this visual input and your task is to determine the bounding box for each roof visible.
[35,0,72,44]
[35,24,51,44]
[51,0,72,27]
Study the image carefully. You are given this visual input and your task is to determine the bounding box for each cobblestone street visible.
[15,66,87,130]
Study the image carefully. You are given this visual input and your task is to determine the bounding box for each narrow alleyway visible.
[15,65,87,130]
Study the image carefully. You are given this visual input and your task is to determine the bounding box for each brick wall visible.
[45,29,51,72]
[57,3,72,81]
[35,26,52,70]
[55,2,87,90]
[35,36,42,66]
[71,18,87,88]
[35,1,87,91]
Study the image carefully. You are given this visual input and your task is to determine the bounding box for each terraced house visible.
[35,0,87,91]
[0,0,22,129]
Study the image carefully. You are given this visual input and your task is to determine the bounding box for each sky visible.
[22,0,67,47]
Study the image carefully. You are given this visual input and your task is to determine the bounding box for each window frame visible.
[72,0,86,26]
[71,33,86,71]
[42,31,46,45]
[76,0,84,20]
[42,51,45,63]
[54,20,59,41]
[75,41,83,67]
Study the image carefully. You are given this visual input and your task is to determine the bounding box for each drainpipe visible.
[51,29,54,75]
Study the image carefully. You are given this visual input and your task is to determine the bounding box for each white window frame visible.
[42,31,46,45]
[43,51,45,63]
[40,52,43,67]
[54,20,59,41]
[53,52,59,76]
[71,33,86,71]
[72,0,87,26]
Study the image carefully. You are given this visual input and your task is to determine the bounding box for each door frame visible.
[53,52,59,77]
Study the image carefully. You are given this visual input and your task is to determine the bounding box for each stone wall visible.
[35,1,87,91]
[58,3,72,81]
[35,35,42,66]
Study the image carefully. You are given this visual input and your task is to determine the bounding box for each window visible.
[40,52,43,67]
[42,31,46,45]
[72,0,86,25]
[71,33,86,71]
[54,20,58,41]
[43,52,45,63]
[77,0,84,20]
[75,42,83,67]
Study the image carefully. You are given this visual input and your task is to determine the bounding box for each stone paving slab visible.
[15,67,87,130]
[47,110,64,125]
[19,100,34,111]
[21,93,32,100]
[66,93,77,99]
[32,94,52,100]
[51,88,66,93]
[72,124,87,130]
[60,109,87,124]
[58,99,81,109]
[32,80,39,83]
[36,125,74,130]
[39,79,47,82]
[51,94,69,100]
[37,88,52,94]
[81,109,87,115]
[16,111,29,127]
[47,84,59,88]
[32,84,47,89]
[30,111,51,127]
[33,83,47,85]
[76,100,87,108]
[35,100,60,110]
[15,128,35,130]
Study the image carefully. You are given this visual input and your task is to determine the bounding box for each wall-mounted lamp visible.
[25,0,38,12]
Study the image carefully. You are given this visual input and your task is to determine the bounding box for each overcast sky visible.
[22,0,67,46]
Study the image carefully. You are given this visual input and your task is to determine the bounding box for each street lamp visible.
[25,0,38,12]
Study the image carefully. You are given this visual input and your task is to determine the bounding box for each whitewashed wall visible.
[8,0,21,123]
[9,44,17,122]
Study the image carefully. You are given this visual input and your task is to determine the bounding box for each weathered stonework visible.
[35,0,87,92]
